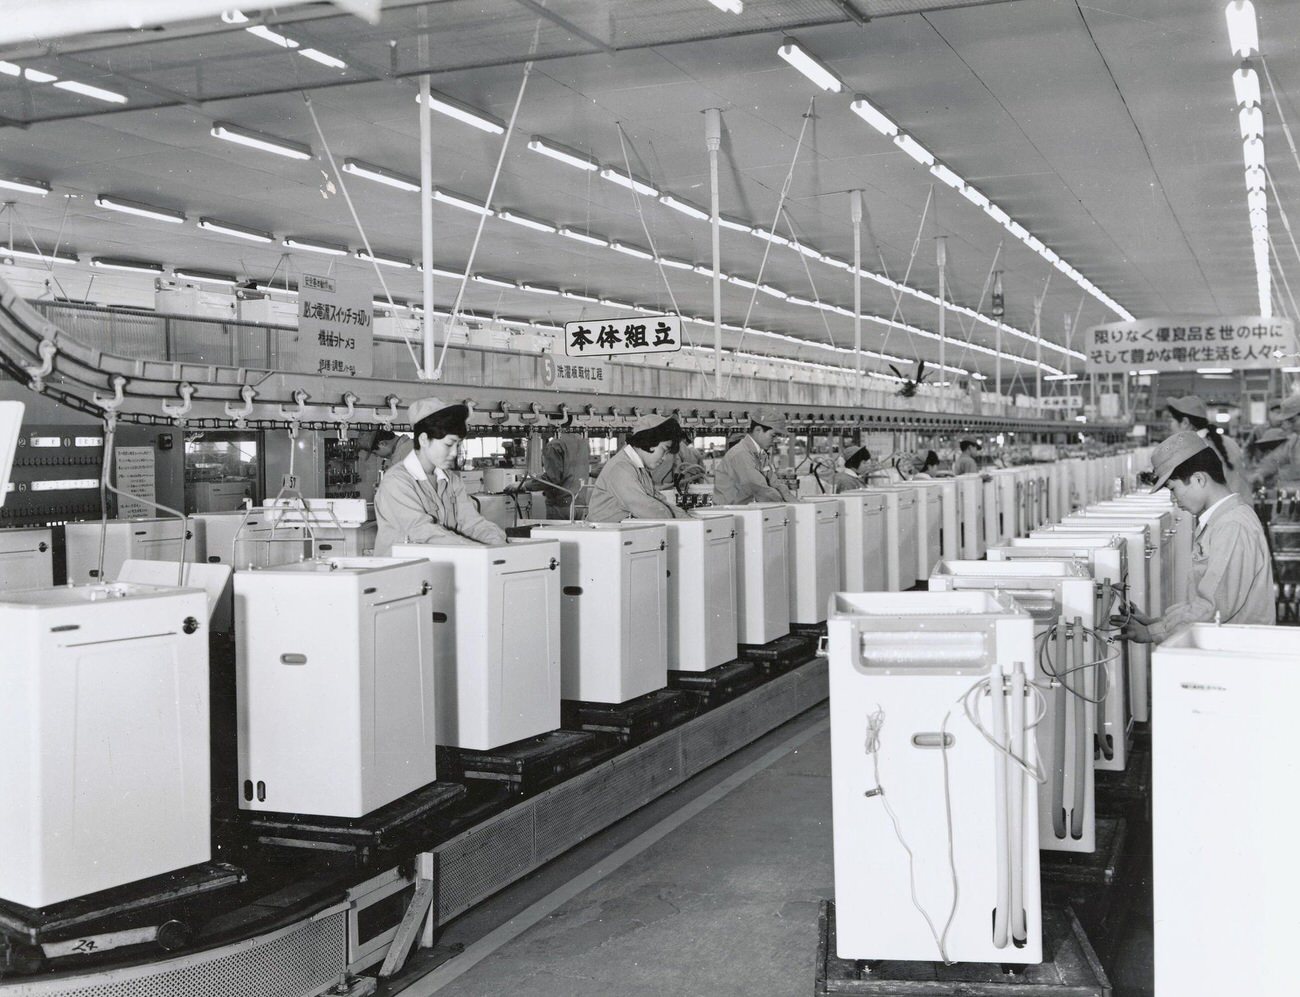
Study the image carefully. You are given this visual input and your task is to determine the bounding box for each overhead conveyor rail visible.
[0,278,1130,438]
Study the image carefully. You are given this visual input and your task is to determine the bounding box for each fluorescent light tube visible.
[599,167,659,197]
[473,274,516,288]
[24,68,57,83]
[777,38,842,93]
[416,90,506,134]
[91,257,164,274]
[0,61,17,76]
[612,241,654,260]
[1041,246,1060,264]
[253,281,298,296]
[984,203,1010,225]
[1245,165,1265,190]
[527,136,599,171]
[522,283,560,295]
[758,284,788,299]
[356,249,413,269]
[498,210,557,233]
[795,243,823,260]
[730,276,758,289]
[433,187,494,215]
[1137,369,1159,375]
[562,290,599,302]
[245,24,297,48]
[658,256,694,270]
[930,163,964,190]
[198,217,273,243]
[174,268,238,286]
[299,48,346,69]
[283,236,348,256]
[221,10,249,23]
[894,133,935,166]
[1196,367,1234,374]
[1233,66,1261,106]
[718,214,752,233]
[850,95,898,137]
[52,80,127,103]
[211,121,312,160]
[1239,105,1263,140]
[1043,373,1079,381]
[962,185,990,209]
[559,227,609,247]
[823,257,851,270]
[1248,189,1266,212]
[787,295,817,307]
[95,194,185,224]
[0,177,50,196]
[2,245,77,264]
[708,0,743,12]
[1225,1,1259,58]
[752,227,791,247]
[425,264,462,279]
[1007,220,1029,240]
[1024,235,1045,253]
[659,194,709,220]
[342,158,419,192]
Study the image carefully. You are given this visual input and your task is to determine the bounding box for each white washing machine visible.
[929,560,1099,853]
[234,557,437,818]
[955,473,987,559]
[1152,624,1296,997]
[393,539,562,750]
[1091,499,1191,596]
[532,522,668,704]
[638,515,739,673]
[263,498,377,557]
[65,517,206,583]
[703,505,790,646]
[1064,509,1173,617]
[988,469,1022,544]
[825,492,888,593]
[0,527,53,591]
[906,482,944,580]
[0,582,211,908]
[844,488,916,591]
[829,589,1042,963]
[914,479,960,561]
[788,498,842,625]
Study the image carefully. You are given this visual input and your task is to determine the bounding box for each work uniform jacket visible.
[1253,432,1300,486]
[833,469,865,494]
[952,453,980,476]
[1148,493,1275,640]
[1198,429,1252,505]
[373,450,507,555]
[713,435,795,505]
[524,433,590,519]
[586,445,689,523]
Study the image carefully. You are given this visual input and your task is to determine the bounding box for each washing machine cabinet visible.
[532,522,668,704]
[1091,499,1191,594]
[263,498,377,557]
[906,483,944,579]
[1152,624,1296,997]
[829,590,1042,964]
[703,505,790,646]
[392,539,562,750]
[929,560,1099,853]
[1065,509,1173,615]
[65,517,205,583]
[988,469,1023,544]
[844,488,916,591]
[0,527,53,591]
[825,492,888,593]
[0,583,210,908]
[234,557,437,818]
[193,510,267,566]
[637,516,738,673]
[955,474,987,559]
[468,493,520,532]
[788,498,842,625]
[916,479,961,560]
[988,538,1132,772]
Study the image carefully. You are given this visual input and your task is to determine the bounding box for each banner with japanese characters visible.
[1085,315,1296,373]
[542,354,609,392]
[564,314,682,358]
[299,272,373,377]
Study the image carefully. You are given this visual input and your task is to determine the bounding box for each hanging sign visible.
[299,273,374,378]
[543,354,609,392]
[564,314,682,358]
[114,446,155,519]
[1085,315,1296,373]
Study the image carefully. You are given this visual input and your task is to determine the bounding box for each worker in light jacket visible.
[833,446,878,492]
[523,429,591,520]
[586,414,693,522]
[373,397,507,554]
[712,411,796,505]
[951,439,980,476]
[1166,394,1250,503]
[1122,431,1275,642]
[1252,394,1300,487]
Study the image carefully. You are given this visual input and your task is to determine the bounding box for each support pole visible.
[992,271,1004,408]
[1033,293,1043,413]
[419,73,435,380]
[936,236,947,395]
[851,190,863,408]
[706,108,723,399]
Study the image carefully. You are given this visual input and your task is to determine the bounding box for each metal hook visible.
[24,338,56,392]
[160,381,195,420]
[462,400,476,421]
[224,384,256,427]
[372,394,400,427]
[521,402,543,423]
[331,391,358,423]
[93,374,126,413]
[280,389,310,422]
[489,401,512,423]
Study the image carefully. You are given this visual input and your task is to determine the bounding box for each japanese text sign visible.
[300,272,373,378]
[543,354,609,393]
[1085,315,1296,373]
[564,314,682,358]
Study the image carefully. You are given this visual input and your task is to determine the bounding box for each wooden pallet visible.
[815,902,1110,995]
[1041,818,1129,890]
[739,631,820,675]
[436,730,618,797]
[1095,745,1151,822]
[668,658,764,710]
[562,688,699,747]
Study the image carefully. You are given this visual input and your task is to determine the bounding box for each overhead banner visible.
[564,314,682,358]
[299,272,374,378]
[543,354,609,393]
[1085,315,1296,373]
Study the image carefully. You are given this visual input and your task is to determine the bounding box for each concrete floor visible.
[401,704,1153,997]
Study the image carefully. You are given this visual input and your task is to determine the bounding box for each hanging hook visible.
[520,402,543,424]
[160,381,195,420]
[93,374,126,414]
[224,383,256,427]
[280,389,310,422]
[331,391,358,423]
[24,338,56,392]
[372,394,401,428]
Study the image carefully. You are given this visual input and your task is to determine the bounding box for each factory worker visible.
[1121,431,1275,643]
[373,397,508,554]
[902,450,941,480]
[1166,394,1250,502]
[833,447,875,492]
[523,427,591,520]
[1251,394,1300,487]
[586,414,692,522]
[713,412,797,504]
[952,439,980,476]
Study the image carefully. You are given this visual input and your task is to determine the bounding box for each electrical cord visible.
[1034,625,1116,706]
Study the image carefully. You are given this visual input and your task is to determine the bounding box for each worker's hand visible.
[1126,605,1153,625]
[1120,618,1154,644]
[679,465,707,482]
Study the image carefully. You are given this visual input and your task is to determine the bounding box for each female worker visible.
[373,397,507,554]
[586,414,693,522]
[833,446,874,492]
[1166,394,1249,503]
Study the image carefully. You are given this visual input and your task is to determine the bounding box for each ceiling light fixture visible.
[984,203,1011,226]
[659,193,710,220]
[473,274,517,289]
[211,121,312,160]
[91,257,165,274]
[356,249,413,269]
[52,80,127,103]
[599,167,659,197]
[1196,367,1234,374]
[95,194,185,224]
[245,24,297,48]
[751,227,791,247]
[777,38,842,93]
[893,132,935,166]
[174,267,238,286]
[432,187,494,216]
[299,48,347,69]
[707,0,743,13]
[559,227,609,247]
[415,89,505,135]
[527,136,599,171]
[562,290,600,302]
[498,209,557,233]
[1233,65,1261,106]
[341,158,419,192]
[198,217,273,243]
[658,256,694,270]
[850,94,898,137]
[1245,165,1265,190]
[23,68,57,83]
[2,245,77,264]
[1239,104,1263,139]
[522,283,560,295]
[612,241,654,260]
[961,186,990,210]
[283,236,348,256]
[930,163,964,191]
[0,176,50,196]
[221,10,249,24]
[717,214,753,234]
[1225,1,1259,57]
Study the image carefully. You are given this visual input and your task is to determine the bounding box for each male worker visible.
[356,429,413,501]
[523,427,591,520]
[373,397,507,554]
[713,412,796,504]
[1166,394,1249,502]
[1121,431,1275,643]
[586,414,693,522]
[1251,394,1300,487]
[951,439,981,476]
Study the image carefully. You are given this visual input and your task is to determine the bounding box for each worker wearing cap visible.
[1166,394,1250,502]
[833,447,872,493]
[1122,431,1275,643]
[523,428,590,520]
[952,439,980,477]
[712,412,796,505]
[373,397,507,554]
[586,414,692,522]
[1251,394,1300,487]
